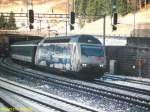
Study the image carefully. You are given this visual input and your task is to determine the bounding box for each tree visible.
[0,13,7,29]
[86,0,94,22]
[75,0,134,25]
[75,0,80,15]
[93,0,111,20]
[7,11,17,30]
[79,0,89,16]
[117,0,134,16]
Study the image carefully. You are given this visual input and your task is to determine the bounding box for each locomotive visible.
[10,35,106,80]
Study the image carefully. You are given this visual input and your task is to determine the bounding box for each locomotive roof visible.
[44,35,76,43]
[11,39,41,45]
[11,35,101,45]
[44,35,101,44]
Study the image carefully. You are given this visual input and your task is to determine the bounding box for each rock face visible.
[0,0,44,5]
[0,0,67,13]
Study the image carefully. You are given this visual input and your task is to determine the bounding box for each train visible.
[10,35,106,80]
[0,43,8,57]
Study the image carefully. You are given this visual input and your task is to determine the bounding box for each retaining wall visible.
[106,46,150,78]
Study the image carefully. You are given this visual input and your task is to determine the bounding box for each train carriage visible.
[10,35,106,80]
[11,40,40,64]
[0,43,9,57]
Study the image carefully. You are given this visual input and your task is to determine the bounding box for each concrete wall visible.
[0,35,9,44]
[127,37,150,48]
[106,46,150,78]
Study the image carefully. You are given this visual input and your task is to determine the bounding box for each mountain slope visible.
[72,6,150,37]
[0,1,150,36]
[0,0,69,13]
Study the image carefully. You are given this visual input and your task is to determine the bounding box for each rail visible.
[0,77,98,112]
[0,58,150,111]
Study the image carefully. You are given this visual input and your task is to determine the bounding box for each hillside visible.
[0,0,150,37]
[0,0,69,13]
[72,6,150,37]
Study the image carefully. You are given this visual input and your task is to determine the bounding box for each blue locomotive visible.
[10,35,106,80]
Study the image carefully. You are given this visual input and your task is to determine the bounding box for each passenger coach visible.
[11,35,106,80]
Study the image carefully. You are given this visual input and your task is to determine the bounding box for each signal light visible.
[112,25,117,31]
[113,12,117,25]
[70,11,75,24]
[70,24,74,30]
[112,0,117,13]
[29,10,34,23]
[29,24,33,29]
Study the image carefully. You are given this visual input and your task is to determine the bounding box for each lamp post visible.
[65,0,70,37]
[26,0,28,26]
[72,0,75,12]
[27,0,33,16]
[27,0,33,30]
[133,0,137,37]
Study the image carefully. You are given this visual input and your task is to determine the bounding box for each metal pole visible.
[27,0,28,26]
[66,20,68,36]
[103,15,106,48]
[133,11,135,37]
[133,0,137,37]
[138,59,142,77]
[139,0,141,9]
[27,0,33,31]
[40,19,41,31]
[145,0,147,8]
[65,0,69,37]
[103,15,106,65]
[73,0,75,12]
[68,0,70,13]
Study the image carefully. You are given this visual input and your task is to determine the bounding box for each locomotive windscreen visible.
[81,45,104,57]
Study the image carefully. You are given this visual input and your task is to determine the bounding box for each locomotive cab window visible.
[81,45,104,57]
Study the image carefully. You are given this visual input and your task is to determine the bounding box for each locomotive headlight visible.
[99,64,104,67]
[82,64,87,67]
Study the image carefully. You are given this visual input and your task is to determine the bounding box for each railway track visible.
[0,58,150,111]
[0,97,19,112]
[94,79,150,97]
[0,77,98,112]
[101,75,150,86]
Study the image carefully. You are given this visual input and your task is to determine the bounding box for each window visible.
[81,45,104,57]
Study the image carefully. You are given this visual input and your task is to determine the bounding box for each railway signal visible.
[29,24,33,29]
[113,12,117,25]
[112,0,117,31]
[112,25,117,31]
[70,11,75,24]
[29,9,34,23]
[112,12,117,31]
[112,0,117,13]
[70,24,74,30]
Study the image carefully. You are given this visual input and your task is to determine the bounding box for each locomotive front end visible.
[70,35,106,79]
[80,44,106,75]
